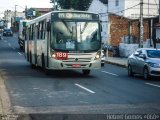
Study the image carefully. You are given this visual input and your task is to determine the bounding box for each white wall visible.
[124,0,159,19]
[108,0,125,16]
[119,43,139,57]
[108,0,158,19]
[88,0,108,43]
[4,11,25,23]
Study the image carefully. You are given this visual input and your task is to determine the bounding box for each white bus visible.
[25,11,102,75]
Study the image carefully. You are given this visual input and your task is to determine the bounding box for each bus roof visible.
[26,10,99,26]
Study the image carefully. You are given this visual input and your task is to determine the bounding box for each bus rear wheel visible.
[82,70,90,75]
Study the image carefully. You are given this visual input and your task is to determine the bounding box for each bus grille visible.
[62,53,93,63]
[63,57,92,62]
[64,64,90,68]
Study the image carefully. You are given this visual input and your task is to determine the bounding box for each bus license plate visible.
[55,52,68,60]
[72,64,81,68]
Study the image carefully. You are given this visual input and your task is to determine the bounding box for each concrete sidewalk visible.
[105,57,128,67]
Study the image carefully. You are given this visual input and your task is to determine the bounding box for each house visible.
[4,10,25,29]
[26,8,52,19]
[109,13,160,57]
[88,0,159,57]
[108,0,158,19]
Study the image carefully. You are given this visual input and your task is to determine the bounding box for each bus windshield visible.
[51,20,101,52]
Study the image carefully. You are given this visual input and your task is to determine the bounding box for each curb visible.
[0,73,12,115]
[105,61,127,68]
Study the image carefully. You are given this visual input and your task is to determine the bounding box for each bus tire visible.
[20,45,23,50]
[42,54,45,69]
[29,52,32,63]
[45,69,51,75]
[35,54,37,66]
[27,52,29,61]
[30,52,36,69]
[82,70,90,75]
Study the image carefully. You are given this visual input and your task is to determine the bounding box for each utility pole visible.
[6,10,9,28]
[25,6,28,19]
[14,5,17,21]
[53,0,57,10]
[148,0,149,17]
[139,0,143,48]
[159,0,160,22]
[14,5,17,32]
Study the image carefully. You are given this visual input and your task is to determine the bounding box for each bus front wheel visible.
[82,70,90,75]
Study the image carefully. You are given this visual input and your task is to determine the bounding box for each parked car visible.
[3,28,13,36]
[101,50,105,67]
[128,48,160,79]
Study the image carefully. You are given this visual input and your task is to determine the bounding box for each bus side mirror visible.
[47,22,51,32]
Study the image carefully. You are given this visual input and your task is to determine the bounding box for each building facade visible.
[88,0,159,57]
[4,10,25,28]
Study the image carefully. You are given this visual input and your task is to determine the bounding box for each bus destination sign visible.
[58,13,92,20]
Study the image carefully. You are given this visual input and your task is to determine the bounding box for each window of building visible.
[115,0,119,6]
[37,20,46,40]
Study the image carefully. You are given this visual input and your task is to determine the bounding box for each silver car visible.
[128,48,160,79]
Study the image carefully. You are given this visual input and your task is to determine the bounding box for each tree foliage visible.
[50,0,92,11]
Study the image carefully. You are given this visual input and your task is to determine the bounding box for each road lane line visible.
[146,83,160,88]
[18,52,22,56]
[75,84,95,94]
[8,43,11,47]
[101,71,118,76]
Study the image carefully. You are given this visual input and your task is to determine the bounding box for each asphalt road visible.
[0,35,160,119]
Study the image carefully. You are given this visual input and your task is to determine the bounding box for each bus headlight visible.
[51,50,57,59]
[94,51,101,60]
[52,53,56,59]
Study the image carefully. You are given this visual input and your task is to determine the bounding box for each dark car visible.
[3,28,13,36]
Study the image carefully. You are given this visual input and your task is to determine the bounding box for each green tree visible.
[50,0,92,11]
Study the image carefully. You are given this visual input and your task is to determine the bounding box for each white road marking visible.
[18,52,22,56]
[4,40,7,43]
[8,43,11,47]
[146,83,160,88]
[75,84,95,94]
[101,71,118,76]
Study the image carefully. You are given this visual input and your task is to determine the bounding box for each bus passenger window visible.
[57,32,64,43]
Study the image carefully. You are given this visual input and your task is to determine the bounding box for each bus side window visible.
[57,32,64,43]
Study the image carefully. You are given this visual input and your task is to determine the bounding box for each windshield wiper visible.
[62,20,72,34]
[80,22,88,34]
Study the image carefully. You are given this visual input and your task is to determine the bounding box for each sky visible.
[0,0,53,18]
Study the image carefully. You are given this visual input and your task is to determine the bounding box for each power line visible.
[143,3,159,5]
[99,3,140,16]
[115,3,140,14]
